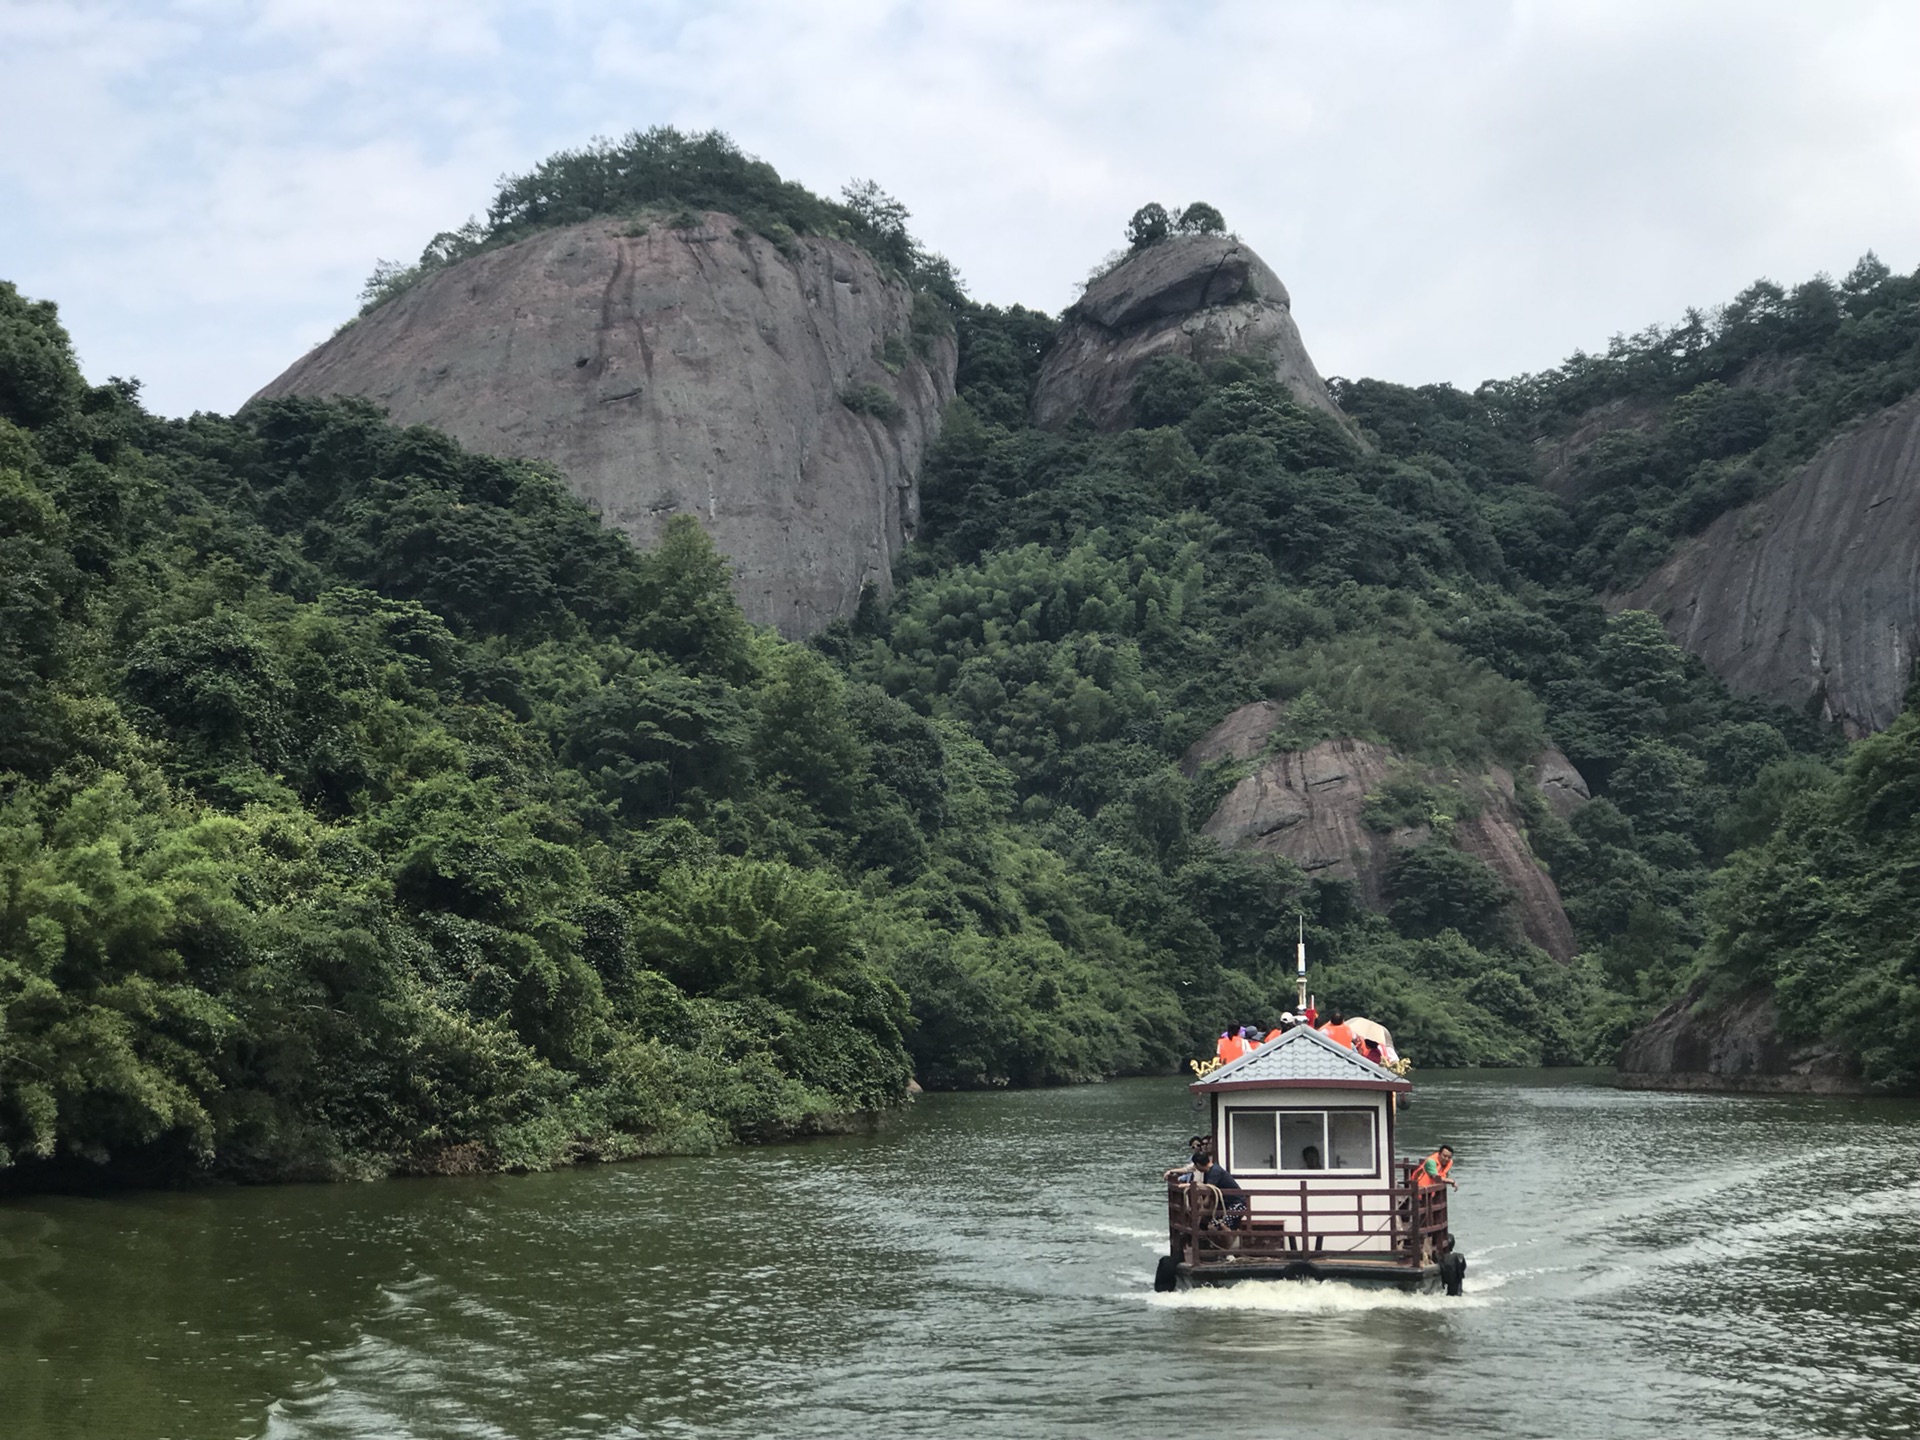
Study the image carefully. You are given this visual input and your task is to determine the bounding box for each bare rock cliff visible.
[1534,746,1591,821]
[1197,736,1404,898]
[1618,389,1920,736]
[1453,766,1578,964]
[1177,699,1287,775]
[1031,235,1344,431]
[254,215,956,636]
[1184,707,1578,961]
[1615,984,1860,1094]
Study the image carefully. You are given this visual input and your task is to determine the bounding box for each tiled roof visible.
[1192,1024,1408,1090]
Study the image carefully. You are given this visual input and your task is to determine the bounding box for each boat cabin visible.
[1163,1025,1449,1290]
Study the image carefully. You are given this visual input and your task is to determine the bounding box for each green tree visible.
[1175,202,1226,235]
[0,777,246,1168]
[1385,843,1513,948]
[1126,203,1172,249]
[633,515,754,681]
[633,859,875,1008]
[1132,356,1211,429]
[562,663,750,817]
[0,283,85,429]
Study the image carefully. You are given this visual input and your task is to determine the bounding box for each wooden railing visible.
[1166,1159,1450,1270]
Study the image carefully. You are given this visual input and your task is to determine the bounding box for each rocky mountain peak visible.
[1031,234,1343,431]
[1075,233,1290,330]
[253,213,955,637]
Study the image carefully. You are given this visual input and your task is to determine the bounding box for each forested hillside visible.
[3,282,1246,1183]
[1461,252,1920,591]
[861,296,1852,1049]
[4,135,1917,1186]
[1693,690,1920,1090]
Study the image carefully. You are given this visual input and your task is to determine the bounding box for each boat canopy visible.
[1192,1024,1412,1094]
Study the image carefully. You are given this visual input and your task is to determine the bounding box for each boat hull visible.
[1176,1257,1442,1293]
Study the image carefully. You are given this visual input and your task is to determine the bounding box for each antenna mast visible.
[1296,915,1308,1013]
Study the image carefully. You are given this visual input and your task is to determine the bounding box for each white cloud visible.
[3,0,1919,414]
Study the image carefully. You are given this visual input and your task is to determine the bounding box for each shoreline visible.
[1610,1069,1904,1098]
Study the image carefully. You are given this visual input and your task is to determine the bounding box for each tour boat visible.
[1153,926,1458,1294]
[1154,1025,1453,1292]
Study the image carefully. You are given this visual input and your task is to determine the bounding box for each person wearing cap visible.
[1264,1014,1296,1044]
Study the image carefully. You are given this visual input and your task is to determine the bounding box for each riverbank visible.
[1611,984,1893,1096]
[0,1100,904,1197]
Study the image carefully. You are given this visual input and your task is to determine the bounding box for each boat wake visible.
[1141,1278,1491,1314]
[1093,1223,1168,1242]
[1574,1172,1920,1295]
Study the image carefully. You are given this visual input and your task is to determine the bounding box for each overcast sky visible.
[5,0,1919,418]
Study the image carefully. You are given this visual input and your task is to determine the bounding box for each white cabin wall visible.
[1216,1088,1397,1253]
[1218,1088,1392,1191]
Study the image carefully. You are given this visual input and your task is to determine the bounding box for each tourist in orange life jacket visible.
[1319,1009,1357,1050]
[1215,1028,1249,1065]
[1263,1014,1295,1044]
[1413,1145,1457,1189]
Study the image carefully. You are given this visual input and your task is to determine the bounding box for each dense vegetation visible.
[856,294,1848,1063]
[1322,255,1920,1083]
[359,128,958,315]
[7,145,1920,1187]
[0,280,1236,1185]
[1450,252,1920,590]
[1698,685,1920,1091]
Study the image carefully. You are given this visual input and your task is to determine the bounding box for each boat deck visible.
[1165,1162,1451,1290]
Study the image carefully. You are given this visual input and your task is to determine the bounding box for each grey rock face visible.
[1031,235,1344,431]
[1619,389,1920,736]
[1532,747,1591,821]
[1201,736,1403,890]
[1453,765,1578,964]
[1192,707,1577,961]
[1615,984,1859,1094]
[1178,699,1287,776]
[253,215,956,637]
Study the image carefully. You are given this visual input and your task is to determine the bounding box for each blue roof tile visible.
[1193,1024,1406,1090]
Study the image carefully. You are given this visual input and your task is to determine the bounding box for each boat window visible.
[1226,1108,1378,1173]
[1278,1111,1325,1169]
[1328,1110,1375,1171]
[1229,1110,1277,1170]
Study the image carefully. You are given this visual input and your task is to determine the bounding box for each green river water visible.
[1,1070,1916,1440]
